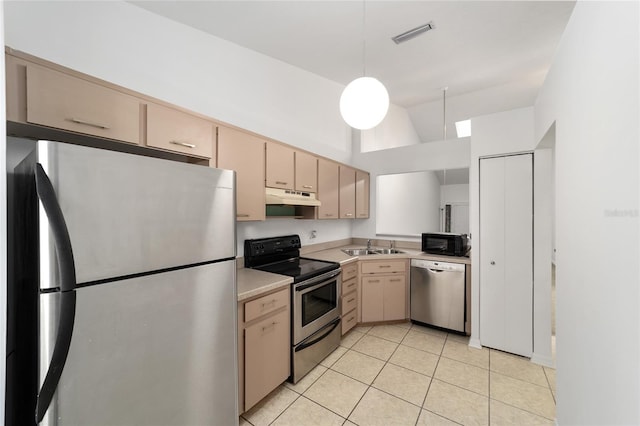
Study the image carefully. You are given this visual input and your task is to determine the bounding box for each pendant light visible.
[340,1,389,130]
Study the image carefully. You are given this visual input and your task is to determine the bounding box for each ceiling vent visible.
[391,21,435,44]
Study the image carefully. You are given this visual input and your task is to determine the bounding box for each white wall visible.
[351,137,471,241]
[3,1,364,256]
[361,103,421,152]
[534,2,639,424]
[376,171,440,237]
[440,184,469,206]
[4,2,353,163]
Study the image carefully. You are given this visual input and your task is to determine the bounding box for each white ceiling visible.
[130,1,575,109]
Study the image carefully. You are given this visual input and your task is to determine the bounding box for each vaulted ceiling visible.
[131,1,575,110]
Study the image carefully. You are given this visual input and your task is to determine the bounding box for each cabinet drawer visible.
[342,290,357,315]
[361,260,406,274]
[244,288,289,323]
[342,262,358,281]
[342,309,357,335]
[146,102,214,159]
[342,276,358,296]
[26,66,140,144]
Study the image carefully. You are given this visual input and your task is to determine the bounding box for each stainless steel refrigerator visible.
[6,138,239,425]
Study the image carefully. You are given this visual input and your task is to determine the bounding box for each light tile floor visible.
[240,322,556,426]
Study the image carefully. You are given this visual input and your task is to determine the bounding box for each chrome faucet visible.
[366,239,372,250]
[389,240,395,249]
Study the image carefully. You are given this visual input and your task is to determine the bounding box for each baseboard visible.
[468,337,482,349]
[530,352,555,368]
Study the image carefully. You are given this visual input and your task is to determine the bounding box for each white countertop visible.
[237,268,293,302]
[305,245,471,265]
[237,244,470,301]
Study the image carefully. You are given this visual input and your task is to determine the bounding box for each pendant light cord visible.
[362,0,366,77]
[442,87,448,140]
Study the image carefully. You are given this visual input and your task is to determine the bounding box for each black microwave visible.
[421,233,469,257]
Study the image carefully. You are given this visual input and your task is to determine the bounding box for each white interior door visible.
[479,154,533,357]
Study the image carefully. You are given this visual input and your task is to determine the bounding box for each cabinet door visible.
[317,159,340,219]
[361,276,384,322]
[383,276,407,321]
[479,154,533,357]
[146,102,214,159]
[266,141,294,189]
[217,126,265,221]
[295,151,317,192]
[244,309,290,410]
[355,171,370,218]
[339,166,356,219]
[26,65,140,144]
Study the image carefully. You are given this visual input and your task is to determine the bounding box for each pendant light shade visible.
[340,77,389,130]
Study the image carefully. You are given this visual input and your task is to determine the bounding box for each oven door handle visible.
[294,318,341,353]
[295,269,341,292]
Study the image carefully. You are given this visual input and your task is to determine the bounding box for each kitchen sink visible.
[342,248,379,256]
[342,248,405,256]
[374,248,405,254]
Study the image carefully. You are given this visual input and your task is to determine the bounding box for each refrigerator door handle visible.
[35,163,78,423]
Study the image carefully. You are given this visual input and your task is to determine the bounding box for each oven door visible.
[293,269,341,344]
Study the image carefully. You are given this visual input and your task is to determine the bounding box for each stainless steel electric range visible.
[244,235,341,383]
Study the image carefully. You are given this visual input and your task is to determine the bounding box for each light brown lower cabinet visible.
[341,262,359,335]
[238,287,290,413]
[360,260,408,323]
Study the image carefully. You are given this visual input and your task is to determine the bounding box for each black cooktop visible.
[252,257,339,282]
[244,235,340,283]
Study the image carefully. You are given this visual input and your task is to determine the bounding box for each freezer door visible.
[37,140,235,289]
[39,261,238,426]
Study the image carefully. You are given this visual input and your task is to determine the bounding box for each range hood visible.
[265,187,321,207]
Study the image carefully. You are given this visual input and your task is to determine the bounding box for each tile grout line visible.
[488,346,492,425]
[542,367,557,405]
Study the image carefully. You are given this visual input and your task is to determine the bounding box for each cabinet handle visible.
[347,282,356,288]
[347,298,355,303]
[303,185,313,189]
[275,181,288,185]
[262,299,277,308]
[347,317,355,323]
[69,117,110,129]
[345,213,354,217]
[170,141,196,149]
[237,214,250,218]
[324,213,334,217]
[368,279,380,283]
[389,279,402,282]
[378,265,391,268]
[262,322,278,332]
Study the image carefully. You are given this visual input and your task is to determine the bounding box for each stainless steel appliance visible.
[421,232,469,257]
[410,259,466,333]
[244,235,341,383]
[6,138,239,425]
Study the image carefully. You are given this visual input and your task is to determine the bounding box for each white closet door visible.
[480,154,533,357]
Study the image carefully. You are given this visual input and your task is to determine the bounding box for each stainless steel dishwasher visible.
[410,259,466,333]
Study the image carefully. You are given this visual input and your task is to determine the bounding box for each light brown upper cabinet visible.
[146,102,214,159]
[317,159,340,219]
[294,151,317,192]
[218,126,266,221]
[265,141,294,190]
[25,65,140,144]
[355,171,370,219]
[339,166,356,219]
